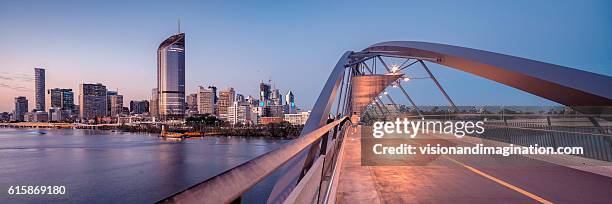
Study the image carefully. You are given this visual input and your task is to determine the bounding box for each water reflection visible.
[0,128,286,203]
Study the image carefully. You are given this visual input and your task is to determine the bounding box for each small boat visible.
[33,131,47,135]
[184,132,204,137]
[160,132,189,138]
[159,125,190,138]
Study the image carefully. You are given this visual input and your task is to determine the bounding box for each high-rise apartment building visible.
[47,88,74,110]
[109,95,124,117]
[157,33,186,120]
[79,83,108,120]
[150,88,159,117]
[34,68,45,111]
[218,88,235,120]
[13,96,28,121]
[197,86,216,115]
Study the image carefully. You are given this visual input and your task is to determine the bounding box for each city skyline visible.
[1,1,611,112]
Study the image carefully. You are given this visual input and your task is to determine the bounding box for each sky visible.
[0,0,611,112]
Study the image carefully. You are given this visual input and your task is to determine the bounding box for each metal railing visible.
[284,123,349,204]
[360,112,612,162]
[158,117,348,204]
[481,122,612,161]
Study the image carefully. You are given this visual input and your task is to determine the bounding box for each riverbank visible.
[1,122,304,139]
[120,123,303,139]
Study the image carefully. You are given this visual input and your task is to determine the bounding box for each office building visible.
[25,111,48,122]
[13,96,28,121]
[150,88,159,117]
[284,111,310,125]
[49,107,69,122]
[271,88,282,106]
[197,86,216,115]
[209,86,218,104]
[218,87,235,120]
[110,95,124,117]
[285,91,296,114]
[157,32,186,120]
[106,90,117,116]
[34,68,45,111]
[0,112,10,121]
[269,105,285,117]
[130,100,149,115]
[79,83,108,120]
[47,88,74,110]
[227,101,256,125]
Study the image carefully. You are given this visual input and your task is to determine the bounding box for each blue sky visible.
[0,0,610,112]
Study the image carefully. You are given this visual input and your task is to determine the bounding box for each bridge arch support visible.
[361,41,612,108]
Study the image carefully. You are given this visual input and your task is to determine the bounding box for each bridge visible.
[160,41,612,204]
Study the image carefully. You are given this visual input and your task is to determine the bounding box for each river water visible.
[0,128,287,203]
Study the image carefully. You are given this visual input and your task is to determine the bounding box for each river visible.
[0,128,287,203]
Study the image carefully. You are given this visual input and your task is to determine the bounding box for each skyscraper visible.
[197,86,216,115]
[79,83,107,121]
[259,82,271,106]
[285,91,296,114]
[150,88,159,117]
[218,87,235,121]
[157,32,186,120]
[34,68,45,111]
[14,96,28,121]
[109,95,124,117]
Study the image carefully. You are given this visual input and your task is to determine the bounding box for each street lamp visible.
[391,64,400,73]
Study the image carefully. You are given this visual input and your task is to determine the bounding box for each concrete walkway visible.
[334,126,612,204]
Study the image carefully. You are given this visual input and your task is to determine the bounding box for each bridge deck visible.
[335,126,612,204]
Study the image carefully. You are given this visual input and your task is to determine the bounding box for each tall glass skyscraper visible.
[157,33,185,120]
[34,68,45,111]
